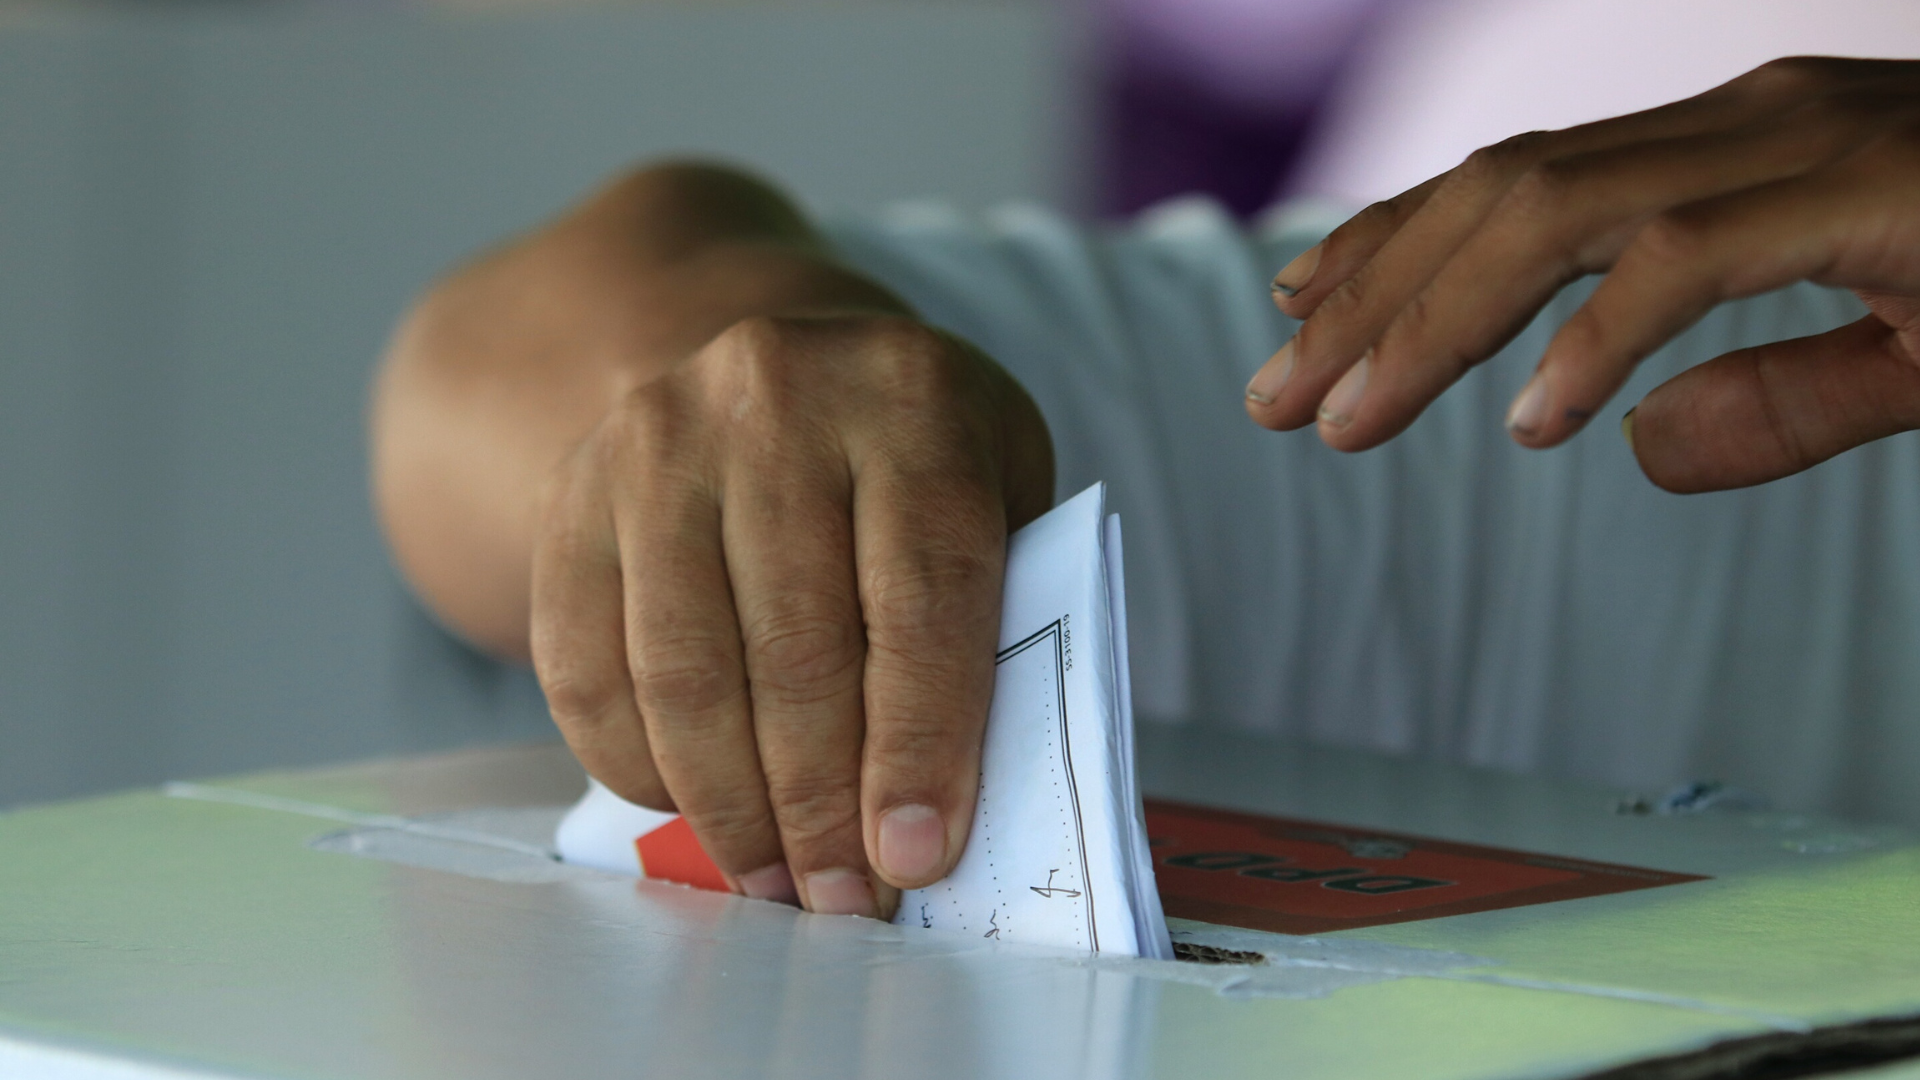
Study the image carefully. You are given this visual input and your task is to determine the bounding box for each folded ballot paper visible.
[555,483,1174,959]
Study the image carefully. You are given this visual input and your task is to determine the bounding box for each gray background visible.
[0,1,1072,808]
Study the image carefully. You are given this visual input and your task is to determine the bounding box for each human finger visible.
[721,405,877,917]
[1626,312,1920,492]
[1248,142,1551,431]
[608,392,794,904]
[852,464,1003,894]
[1247,70,1843,434]
[1267,175,1443,319]
[530,445,670,811]
[1321,109,1894,451]
[1508,137,1920,450]
[841,349,1006,893]
[1268,80,1789,322]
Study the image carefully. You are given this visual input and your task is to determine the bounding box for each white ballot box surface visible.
[555,483,1172,959]
[9,731,1920,1079]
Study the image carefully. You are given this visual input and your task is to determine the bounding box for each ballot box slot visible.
[1169,941,1267,966]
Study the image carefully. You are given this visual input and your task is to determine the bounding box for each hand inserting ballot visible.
[1245,57,1920,493]
[373,165,1053,920]
[529,314,1052,918]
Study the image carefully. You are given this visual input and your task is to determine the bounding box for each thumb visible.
[1627,313,1920,493]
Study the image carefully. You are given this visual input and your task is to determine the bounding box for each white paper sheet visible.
[895,484,1171,958]
[554,483,1172,959]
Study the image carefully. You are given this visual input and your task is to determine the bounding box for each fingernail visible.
[1245,339,1296,405]
[1271,243,1323,298]
[1506,374,1550,436]
[1318,351,1370,429]
[802,868,878,918]
[877,803,946,884]
[1621,407,1637,451]
[736,861,799,906]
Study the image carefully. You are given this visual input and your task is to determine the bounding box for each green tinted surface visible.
[0,791,399,1077]
[8,745,1920,1080]
[1151,975,1763,1080]
[1353,847,1920,1025]
[0,786,1766,1080]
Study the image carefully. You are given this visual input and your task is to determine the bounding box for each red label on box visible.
[1145,799,1705,935]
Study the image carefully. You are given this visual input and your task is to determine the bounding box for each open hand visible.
[1245,56,1920,492]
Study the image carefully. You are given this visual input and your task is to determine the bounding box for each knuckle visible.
[1743,348,1820,477]
[536,666,627,733]
[860,703,980,800]
[1317,199,1399,267]
[1390,291,1478,379]
[705,315,804,401]
[576,753,675,810]
[599,765,675,812]
[1504,157,1586,220]
[700,315,988,434]
[1315,267,1383,326]
[1459,130,1554,185]
[864,710,958,764]
[682,799,777,861]
[1632,209,1715,269]
[710,312,794,361]
[863,547,997,642]
[867,480,1006,583]
[1352,195,1406,231]
[1389,287,1441,342]
[629,634,744,716]
[865,323,974,409]
[762,775,861,847]
[744,607,862,700]
[1743,56,1841,98]
[700,315,875,437]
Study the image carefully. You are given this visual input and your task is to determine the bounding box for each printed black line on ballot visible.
[995,619,1097,951]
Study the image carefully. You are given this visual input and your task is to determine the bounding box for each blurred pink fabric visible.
[1291,0,1920,207]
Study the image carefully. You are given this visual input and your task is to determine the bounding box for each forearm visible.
[370,162,910,660]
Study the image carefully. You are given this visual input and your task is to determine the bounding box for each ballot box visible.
[5,726,1920,1080]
